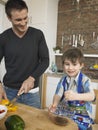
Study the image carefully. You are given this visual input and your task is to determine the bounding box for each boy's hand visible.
[48,104,57,113]
[64,90,77,101]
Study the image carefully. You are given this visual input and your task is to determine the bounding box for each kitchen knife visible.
[9,91,24,106]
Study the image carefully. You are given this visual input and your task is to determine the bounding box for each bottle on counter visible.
[50,62,58,73]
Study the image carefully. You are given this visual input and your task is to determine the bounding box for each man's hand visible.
[18,76,35,95]
[0,83,7,102]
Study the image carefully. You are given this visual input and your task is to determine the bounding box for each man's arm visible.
[31,31,49,79]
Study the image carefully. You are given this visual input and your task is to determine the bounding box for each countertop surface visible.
[45,72,98,83]
[0,103,78,130]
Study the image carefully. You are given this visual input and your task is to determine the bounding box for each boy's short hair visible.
[5,0,28,18]
[62,47,84,65]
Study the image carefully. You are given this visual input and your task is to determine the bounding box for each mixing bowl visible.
[49,111,68,126]
[0,105,7,120]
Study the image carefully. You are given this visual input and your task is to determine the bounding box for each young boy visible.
[49,48,95,130]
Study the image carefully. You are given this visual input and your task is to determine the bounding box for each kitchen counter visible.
[0,103,78,130]
[46,72,98,83]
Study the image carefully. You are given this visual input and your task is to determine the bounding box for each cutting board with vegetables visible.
[0,103,78,130]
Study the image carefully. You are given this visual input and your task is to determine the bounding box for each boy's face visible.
[63,59,84,77]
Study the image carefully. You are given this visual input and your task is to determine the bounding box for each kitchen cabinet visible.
[54,53,98,57]
[91,80,98,90]
[41,73,61,109]
[41,73,98,109]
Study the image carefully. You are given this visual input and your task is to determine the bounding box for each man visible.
[0,0,49,108]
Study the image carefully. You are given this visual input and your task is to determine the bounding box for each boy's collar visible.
[66,71,81,83]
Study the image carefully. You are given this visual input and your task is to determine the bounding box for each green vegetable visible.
[5,114,25,130]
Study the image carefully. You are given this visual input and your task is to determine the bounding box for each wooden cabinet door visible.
[41,74,60,109]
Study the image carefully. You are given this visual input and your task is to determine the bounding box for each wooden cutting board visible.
[0,103,78,130]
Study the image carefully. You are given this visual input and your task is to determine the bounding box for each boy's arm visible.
[64,90,95,101]
[52,94,61,107]
[75,91,95,101]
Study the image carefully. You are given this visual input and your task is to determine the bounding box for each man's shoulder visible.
[0,28,12,36]
[0,28,12,41]
[29,27,42,33]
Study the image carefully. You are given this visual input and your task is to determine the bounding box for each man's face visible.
[8,9,28,35]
